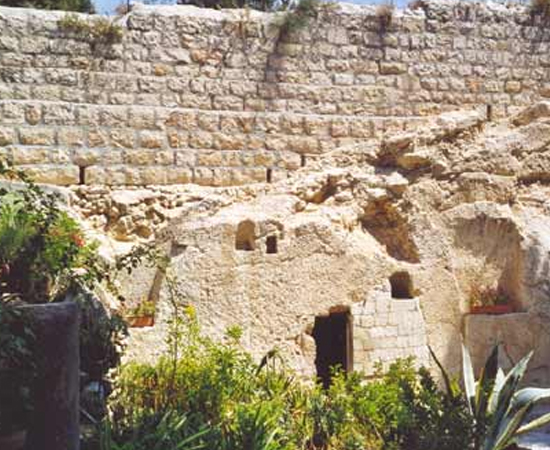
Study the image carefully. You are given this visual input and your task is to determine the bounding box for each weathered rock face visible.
[75,103,550,383]
[1,0,550,185]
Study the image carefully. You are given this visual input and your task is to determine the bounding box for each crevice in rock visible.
[361,201,420,263]
[79,166,86,185]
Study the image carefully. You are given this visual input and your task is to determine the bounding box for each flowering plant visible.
[0,162,100,303]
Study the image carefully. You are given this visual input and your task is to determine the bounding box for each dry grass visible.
[531,0,550,17]
[376,2,395,32]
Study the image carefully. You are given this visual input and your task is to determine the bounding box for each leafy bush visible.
[77,288,128,383]
[279,0,321,36]
[178,0,287,12]
[0,171,98,303]
[93,300,475,450]
[96,410,210,450]
[0,162,131,426]
[58,14,123,47]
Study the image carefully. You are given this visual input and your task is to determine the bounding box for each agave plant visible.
[433,344,550,450]
[463,343,550,450]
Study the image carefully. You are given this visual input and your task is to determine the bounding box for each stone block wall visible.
[352,289,429,374]
[464,312,550,385]
[0,0,549,185]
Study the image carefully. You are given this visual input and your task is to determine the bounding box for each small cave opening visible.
[312,309,352,388]
[266,235,278,254]
[390,271,414,299]
[266,168,273,183]
[301,154,307,167]
[235,220,256,251]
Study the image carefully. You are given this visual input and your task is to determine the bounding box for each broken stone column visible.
[24,302,80,450]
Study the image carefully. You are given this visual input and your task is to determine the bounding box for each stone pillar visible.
[24,302,80,450]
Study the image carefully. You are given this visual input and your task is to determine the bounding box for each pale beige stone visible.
[0,128,15,146]
[139,131,166,149]
[58,128,84,147]
[22,165,79,185]
[19,128,55,146]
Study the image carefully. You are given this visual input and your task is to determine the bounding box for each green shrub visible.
[58,14,123,47]
[0,161,133,428]
[0,175,100,303]
[96,302,474,450]
[97,410,211,450]
[279,0,322,37]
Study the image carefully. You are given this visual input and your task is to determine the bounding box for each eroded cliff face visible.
[74,103,550,383]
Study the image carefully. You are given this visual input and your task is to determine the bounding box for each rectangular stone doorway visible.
[312,310,353,388]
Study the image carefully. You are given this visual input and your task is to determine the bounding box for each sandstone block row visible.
[0,0,549,185]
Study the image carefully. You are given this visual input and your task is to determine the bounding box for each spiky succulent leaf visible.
[475,345,499,420]
[462,342,477,415]
[512,388,550,411]
[488,368,505,415]
[517,412,550,435]
[489,401,534,450]
[486,351,533,444]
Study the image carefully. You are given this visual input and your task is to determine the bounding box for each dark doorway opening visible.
[312,310,352,388]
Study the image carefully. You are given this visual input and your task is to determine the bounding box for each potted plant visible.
[469,284,514,315]
[0,298,36,450]
[124,300,156,328]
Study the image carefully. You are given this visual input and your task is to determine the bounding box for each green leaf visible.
[517,411,550,435]
[475,344,499,420]
[488,368,506,415]
[490,401,534,450]
[429,345,455,400]
[462,342,476,415]
[511,388,550,412]
[485,352,533,445]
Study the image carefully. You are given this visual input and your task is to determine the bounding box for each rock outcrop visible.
[73,103,550,383]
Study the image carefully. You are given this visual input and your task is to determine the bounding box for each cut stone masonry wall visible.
[1,0,550,186]
[352,285,429,374]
